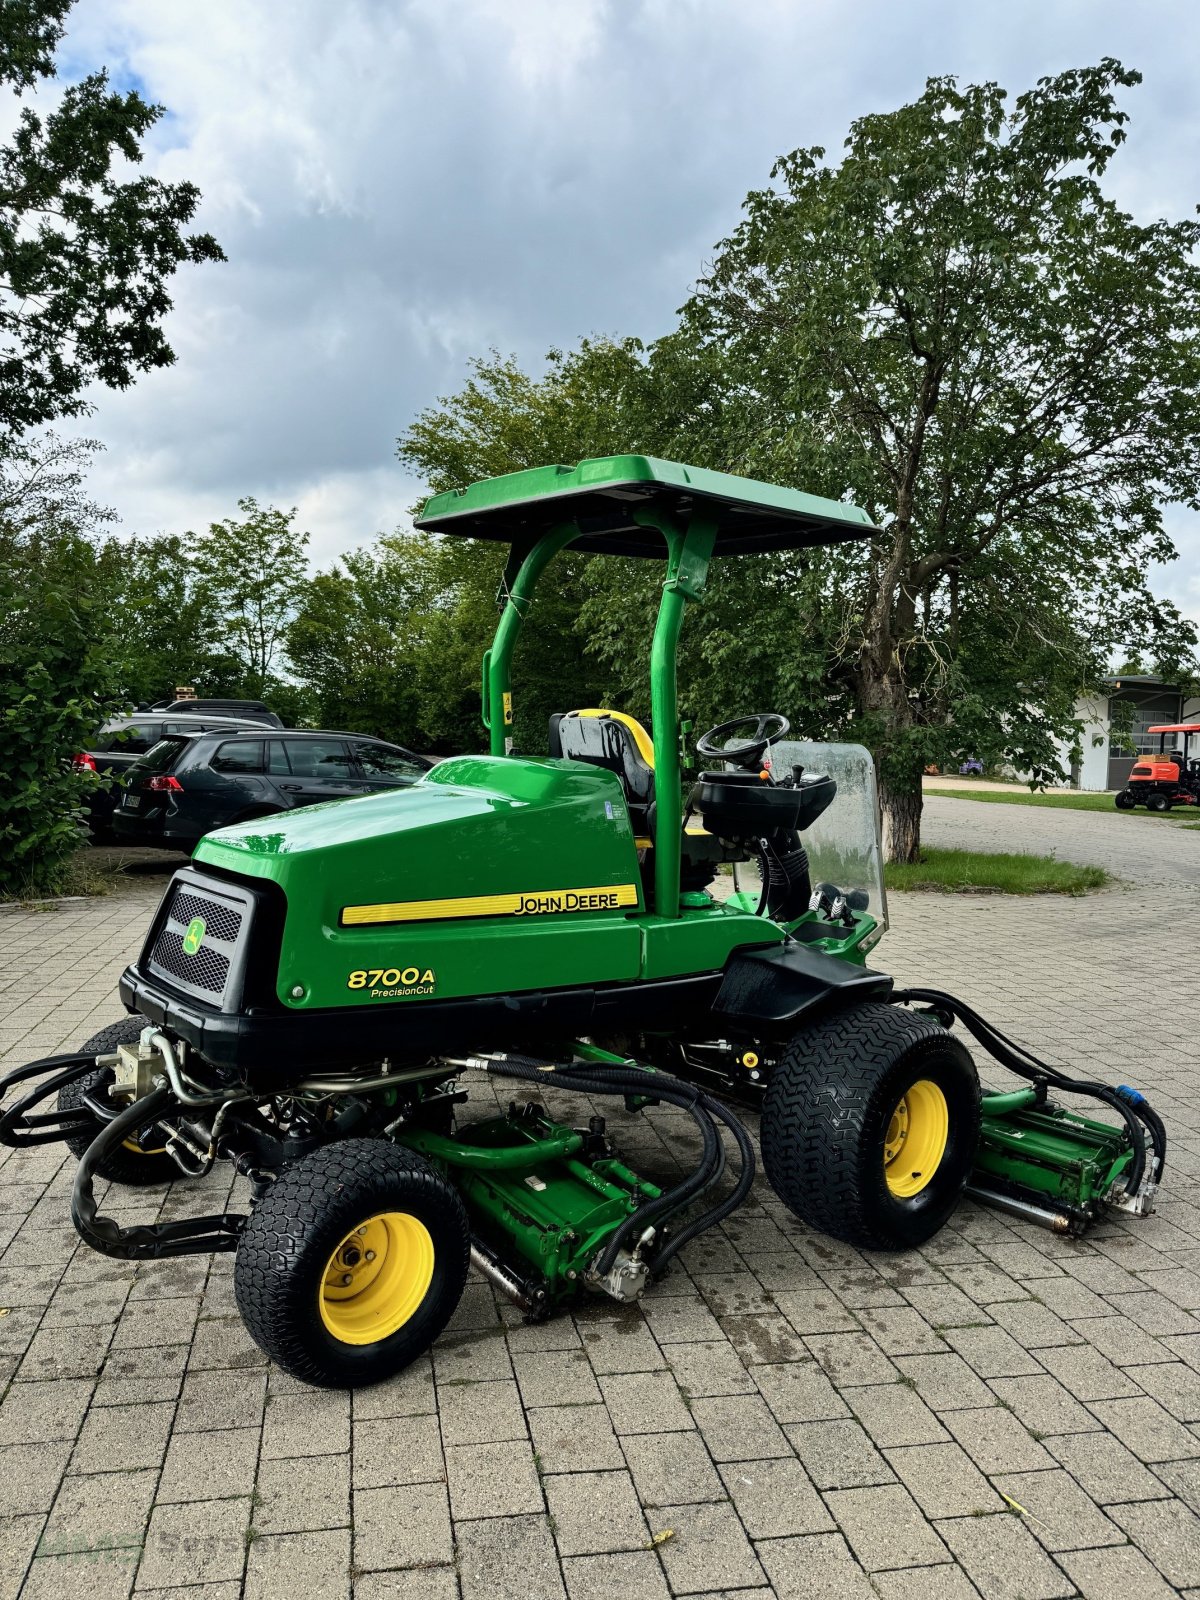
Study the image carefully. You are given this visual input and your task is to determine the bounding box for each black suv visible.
[77,714,272,839]
[112,729,431,850]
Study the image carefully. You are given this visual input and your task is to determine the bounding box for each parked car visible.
[111,729,432,850]
[76,713,274,840]
[152,698,284,727]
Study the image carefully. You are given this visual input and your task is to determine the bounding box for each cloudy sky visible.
[41,0,1200,624]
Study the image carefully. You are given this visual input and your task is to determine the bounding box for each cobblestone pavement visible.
[1,808,1198,1600]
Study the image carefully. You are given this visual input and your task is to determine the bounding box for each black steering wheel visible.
[695,713,790,770]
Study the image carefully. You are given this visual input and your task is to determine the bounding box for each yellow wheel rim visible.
[884,1079,949,1198]
[318,1212,434,1346]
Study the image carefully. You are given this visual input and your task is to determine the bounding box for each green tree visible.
[678,60,1200,856]
[0,434,120,894]
[0,0,224,437]
[189,499,309,697]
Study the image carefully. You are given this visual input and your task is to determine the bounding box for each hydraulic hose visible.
[892,987,1162,1194]
[479,1052,754,1277]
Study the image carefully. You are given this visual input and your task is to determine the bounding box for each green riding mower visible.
[1,456,1166,1388]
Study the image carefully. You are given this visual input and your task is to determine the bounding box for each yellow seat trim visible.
[573,708,656,768]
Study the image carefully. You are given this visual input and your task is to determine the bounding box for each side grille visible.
[145,878,250,1009]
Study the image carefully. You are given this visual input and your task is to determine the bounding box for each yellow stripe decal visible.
[342,882,640,926]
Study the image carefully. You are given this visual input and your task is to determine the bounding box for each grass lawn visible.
[884,847,1110,896]
[925,786,1149,815]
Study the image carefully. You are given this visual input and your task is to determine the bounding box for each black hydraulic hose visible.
[893,986,1160,1191]
[499,1061,725,1273]
[482,1054,753,1275]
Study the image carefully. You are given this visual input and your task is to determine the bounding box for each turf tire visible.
[57,1018,179,1185]
[1114,790,1137,811]
[1147,793,1171,812]
[760,1002,980,1251]
[234,1139,470,1388]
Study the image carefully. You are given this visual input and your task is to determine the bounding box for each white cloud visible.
[29,0,1200,629]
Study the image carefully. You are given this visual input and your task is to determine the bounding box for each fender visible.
[714,941,893,1036]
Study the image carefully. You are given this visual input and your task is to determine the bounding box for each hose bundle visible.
[477,1051,755,1276]
[892,987,1166,1196]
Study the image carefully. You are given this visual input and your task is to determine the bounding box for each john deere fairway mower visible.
[0,457,1167,1387]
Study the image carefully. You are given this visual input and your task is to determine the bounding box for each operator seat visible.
[550,710,656,839]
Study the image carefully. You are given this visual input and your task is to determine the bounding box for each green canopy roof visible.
[413,454,876,558]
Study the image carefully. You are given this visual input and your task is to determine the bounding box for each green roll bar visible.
[480,510,715,920]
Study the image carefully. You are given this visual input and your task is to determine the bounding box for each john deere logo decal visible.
[182,917,206,955]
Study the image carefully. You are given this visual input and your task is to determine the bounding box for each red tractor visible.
[1115,722,1200,812]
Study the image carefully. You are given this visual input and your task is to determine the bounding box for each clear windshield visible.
[772,740,888,927]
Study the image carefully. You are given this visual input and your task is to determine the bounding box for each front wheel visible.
[1114,790,1137,811]
[761,1003,980,1250]
[1147,793,1171,813]
[234,1139,470,1388]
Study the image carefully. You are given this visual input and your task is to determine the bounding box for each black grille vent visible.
[150,928,230,994]
[144,877,252,1009]
[171,891,243,945]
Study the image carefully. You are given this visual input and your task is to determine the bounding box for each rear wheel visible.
[234,1139,470,1388]
[761,1003,980,1250]
[1114,790,1137,811]
[1147,793,1171,812]
[57,1019,178,1185]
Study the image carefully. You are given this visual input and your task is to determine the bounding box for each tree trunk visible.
[880,775,923,864]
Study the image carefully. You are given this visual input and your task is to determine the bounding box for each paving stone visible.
[936,1512,1073,1599]
[844,1381,948,1447]
[901,1283,993,1329]
[353,1570,459,1600]
[1131,1358,1200,1420]
[894,1353,996,1411]
[599,1370,692,1435]
[244,1527,351,1599]
[943,1324,1043,1379]
[438,1377,528,1445]
[188,1314,267,1371]
[621,1430,725,1506]
[871,1565,985,1600]
[689,1393,790,1461]
[157,1425,261,1503]
[986,1300,1082,1349]
[858,1306,949,1356]
[786,1417,894,1489]
[1108,1495,1200,1587]
[434,1327,515,1385]
[446,1438,543,1520]
[38,1467,156,1559]
[175,1367,267,1433]
[351,1354,436,1420]
[528,1403,625,1474]
[455,1511,565,1600]
[749,1359,847,1423]
[1034,1341,1140,1401]
[16,1320,111,1381]
[805,1330,896,1387]
[509,1348,601,1410]
[560,1550,669,1600]
[1088,1395,1200,1461]
[1058,1543,1181,1600]
[138,1496,252,1588]
[1068,1315,1172,1366]
[353,1482,453,1571]
[664,1339,756,1397]
[353,1412,443,1487]
[717,1312,809,1366]
[70,1398,174,1472]
[1045,1428,1174,1503]
[719,1457,834,1537]
[885,1443,1001,1517]
[0,1377,92,1445]
[254,1451,352,1533]
[771,1287,861,1334]
[987,1373,1100,1437]
[0,1438,73,1517]
[755,1530,876,1599]
[638,1298,725,1345]
[941,1407,1054,1474]
[824,1483,949,1571]
[261,1388,350,1458]
[0,1511,42,1600]
[543,1468,648,1556]
[651,1499,765,1593]
[577,1316,665,1375]
[992,1467,1123,1551]
[19,1549,139,1600]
